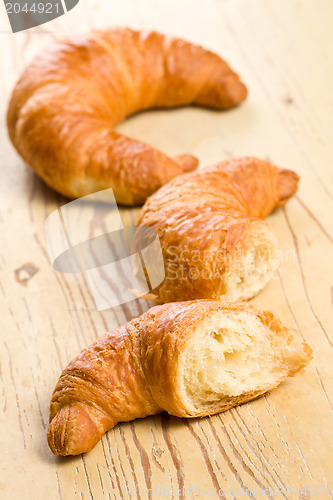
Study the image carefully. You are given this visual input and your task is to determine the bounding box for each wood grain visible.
[0,0,332,498]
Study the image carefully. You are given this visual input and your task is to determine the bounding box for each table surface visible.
[1,1,333,499]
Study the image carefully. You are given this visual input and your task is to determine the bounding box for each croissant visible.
[47,300,312,456]
[136,157,299,303]
[7,27,247,205]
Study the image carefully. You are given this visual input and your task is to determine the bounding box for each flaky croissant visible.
[7,27,247,205]
[136,157,299,303]
[48,300,312,456]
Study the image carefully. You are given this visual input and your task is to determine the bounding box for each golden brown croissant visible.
[47,300,312,456]
[136,157,299,303]
[7,27,247,205]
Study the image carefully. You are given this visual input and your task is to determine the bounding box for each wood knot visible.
[14,263,39,286]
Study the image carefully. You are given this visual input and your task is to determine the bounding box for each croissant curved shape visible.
[137,157,299,303]
[47,300,312,456]
[7,27,247,205]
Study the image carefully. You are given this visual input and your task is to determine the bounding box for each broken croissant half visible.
[48,300,312,456]
[137,157,300,303]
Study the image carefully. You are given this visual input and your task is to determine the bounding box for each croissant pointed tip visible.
[228,77,248,106]
[276,168,300,206]
[47,404,105,456]
[215,74,248,108]
[173,154,199,173]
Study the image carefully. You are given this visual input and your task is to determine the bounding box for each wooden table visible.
[1,0,332,498]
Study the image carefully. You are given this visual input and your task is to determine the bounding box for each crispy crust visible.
[7,27,247,204]
[47,300,312,456]
[137,157,299,302]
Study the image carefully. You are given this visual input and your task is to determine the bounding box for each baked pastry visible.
[47,300,312,456]
[137,157,299,303]
[7,27,247,205]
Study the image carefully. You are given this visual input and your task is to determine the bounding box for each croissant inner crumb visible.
[183,314,282,407]
[223,232,278,302]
